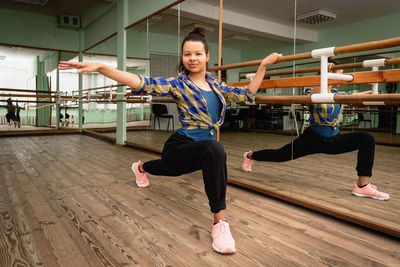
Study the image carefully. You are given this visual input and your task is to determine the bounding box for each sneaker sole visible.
[241,167,251,173]
[212,243,236,254]
[242,153,252,173]
[352,192,389,201]
[131,164,149,188]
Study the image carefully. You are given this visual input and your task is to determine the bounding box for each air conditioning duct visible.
[58,14,81,29]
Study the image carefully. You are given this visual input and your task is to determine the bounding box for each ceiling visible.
[196,0,400,31]
[1,0,400,50]
[1,0,400,29]
[0,0,104,16]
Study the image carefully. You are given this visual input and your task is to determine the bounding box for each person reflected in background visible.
[242,58,390,201]
[1,98,17,126]
[14,100,25,128]
[71,115,75,127]
[58,107,64,126]
[60,113,64,126]
[65,109,70,126]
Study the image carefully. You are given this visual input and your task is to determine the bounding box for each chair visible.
[358,113,371,128]
[152,104,174,131]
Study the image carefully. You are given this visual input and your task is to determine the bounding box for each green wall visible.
[83,0,179,51]
[241,12,400,69]
[0,8,79,51]
[302,12,400,52]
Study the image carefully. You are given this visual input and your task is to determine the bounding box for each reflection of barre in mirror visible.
[220,39,400,204]
[226,37,400,106]
[209,37,400,72]
[58,26,283,254]
[240,57,400,80]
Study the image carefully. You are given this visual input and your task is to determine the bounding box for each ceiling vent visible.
[58,14,81,29]
[12,0,49,6]
[297,9,336,24]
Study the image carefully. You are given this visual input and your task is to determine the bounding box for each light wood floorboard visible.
[0,135,399,266]
[107,130,400,233]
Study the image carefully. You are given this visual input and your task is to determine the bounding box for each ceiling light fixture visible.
[297,9,336,24]
[182,23,215,33]
[225,35,251,42]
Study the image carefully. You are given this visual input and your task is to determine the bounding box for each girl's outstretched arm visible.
[58,61,142,89]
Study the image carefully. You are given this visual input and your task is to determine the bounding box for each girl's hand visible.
[261,52,282,67]
[58,61,104,73]
[328,62,343,74]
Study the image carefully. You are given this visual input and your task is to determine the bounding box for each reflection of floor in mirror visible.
[0,134,399,265]
[108,130,400,233]
[104,129,171,150]
[223,131,400,233]
[0,121,150,132]
[51,120,151,129]
[341,129,400,144]
[0,124,51,131]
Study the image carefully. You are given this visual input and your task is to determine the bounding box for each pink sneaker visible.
[211,220,236,254]
[242,151,254,172]
[352,184,389,201]
[132,161,149,188]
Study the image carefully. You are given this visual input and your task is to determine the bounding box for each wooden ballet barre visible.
[125,98,175,104]
[0,99,55,104]
[343,108,400,113]
[72,84,125,93]
[0,87,57,94]
[239,58,400,79]
[229,69,400,89]
[0,93,54,98]
[255,94,400,106]
[209,37,400,71]
[334,94,400,103]
[0,93,75,100]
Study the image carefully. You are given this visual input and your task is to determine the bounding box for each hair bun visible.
[189,27,206,38]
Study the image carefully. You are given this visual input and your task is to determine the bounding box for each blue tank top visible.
[309,103,341,138]
[177,89,222,141]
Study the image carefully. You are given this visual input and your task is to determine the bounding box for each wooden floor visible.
[104,130,400,234]
[1,134,398,266]
[0,121,150,132]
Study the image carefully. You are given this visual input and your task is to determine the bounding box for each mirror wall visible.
[83,0,399,235]
[0,46,80,131]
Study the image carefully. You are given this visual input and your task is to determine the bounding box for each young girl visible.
[59,27,282,254]
[242,59,390,201]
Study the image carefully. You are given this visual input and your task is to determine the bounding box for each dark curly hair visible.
[177,27,209,73]
[317,57,340,74]
[328,57,339,65]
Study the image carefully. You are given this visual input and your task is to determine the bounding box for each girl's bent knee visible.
[204,141,226,158]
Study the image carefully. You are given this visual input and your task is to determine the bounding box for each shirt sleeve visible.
[131,75,179,97]
[219,82,255,104]
[304,88,311,95]
[331,88,347,95]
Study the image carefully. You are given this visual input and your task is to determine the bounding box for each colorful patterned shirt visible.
[305,88,346,129]
[132,72,255,131]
